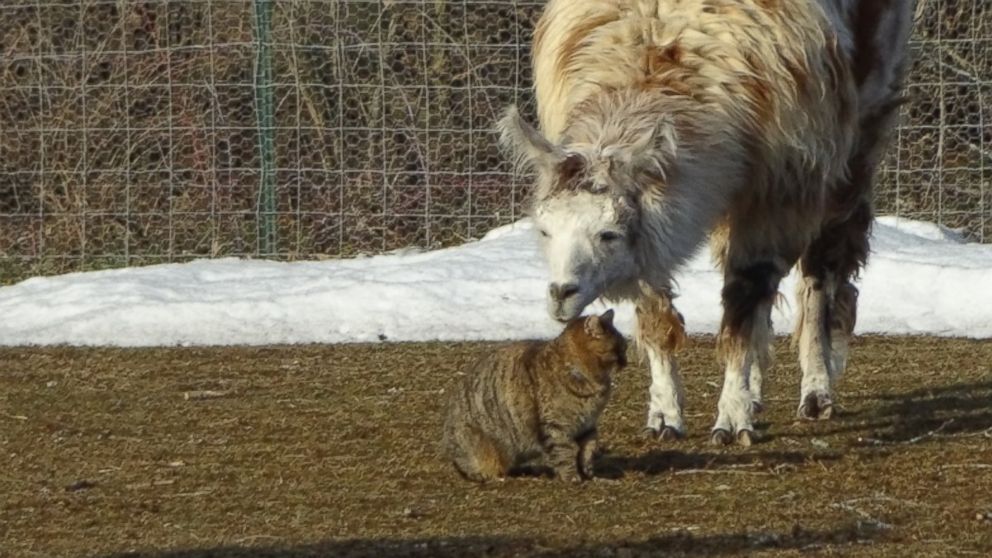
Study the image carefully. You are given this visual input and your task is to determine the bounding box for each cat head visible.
[560,309,628,374]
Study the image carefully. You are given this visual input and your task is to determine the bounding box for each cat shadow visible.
[593,448,841,478]
[507,464,557,479]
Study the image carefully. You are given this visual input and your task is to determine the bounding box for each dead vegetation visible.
[1,336,991,557]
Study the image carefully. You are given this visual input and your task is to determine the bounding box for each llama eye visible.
[598,231,621,243]
[539,229,550,238]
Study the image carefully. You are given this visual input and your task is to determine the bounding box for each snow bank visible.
[1,216,990,346]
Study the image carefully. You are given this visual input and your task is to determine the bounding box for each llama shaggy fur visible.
[500,0,913,444]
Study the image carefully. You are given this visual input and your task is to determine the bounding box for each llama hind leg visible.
[748,312,773,414]
[795,274,836,419]
[636,291,687,440]
[795,204,870,420]
[829,281,858,380]
[795,273,859,419]
[713,262,784,446]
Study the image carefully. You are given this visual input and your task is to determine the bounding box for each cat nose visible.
[549,282,580,302]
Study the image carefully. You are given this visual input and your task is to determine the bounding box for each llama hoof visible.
[819,404,834,419]
[737,429,755,447]
[657,425,683,442]
[711,428,734,446]
[798,392,834,421]
[644,425,684,442]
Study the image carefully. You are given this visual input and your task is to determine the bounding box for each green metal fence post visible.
[253,0,277,256]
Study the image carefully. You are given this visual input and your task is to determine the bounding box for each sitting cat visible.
[442,309,627,482]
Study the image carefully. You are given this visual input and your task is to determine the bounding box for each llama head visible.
[498,106,677,321]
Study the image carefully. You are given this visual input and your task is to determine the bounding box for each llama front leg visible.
[636,292,687,440]
[712,262,782,446]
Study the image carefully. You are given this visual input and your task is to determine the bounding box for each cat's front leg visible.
[542,424,583,482]
[576,428,598,480]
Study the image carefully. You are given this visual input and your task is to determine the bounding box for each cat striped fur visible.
[442,310,626,482]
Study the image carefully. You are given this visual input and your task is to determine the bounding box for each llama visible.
[499,0,913,445]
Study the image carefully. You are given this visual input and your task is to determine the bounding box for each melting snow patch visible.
[2,217,991,346]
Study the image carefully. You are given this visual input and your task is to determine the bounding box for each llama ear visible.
[497,106,557,171]
[555,152,586,189]
[599,309,615,328]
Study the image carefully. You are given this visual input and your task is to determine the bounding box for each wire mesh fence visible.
[1,0,990,284]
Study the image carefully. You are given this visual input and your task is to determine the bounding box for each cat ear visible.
[584,314,605,338]
[599,309,615,328]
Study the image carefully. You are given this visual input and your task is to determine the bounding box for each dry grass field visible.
[2,336,991,557]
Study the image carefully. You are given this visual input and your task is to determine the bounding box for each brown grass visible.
[2,336,991,557]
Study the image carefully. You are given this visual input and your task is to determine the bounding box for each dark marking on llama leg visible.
[714,261,783,445]
[719,261,782,340]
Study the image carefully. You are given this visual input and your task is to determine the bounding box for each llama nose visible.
[549,282,580,302]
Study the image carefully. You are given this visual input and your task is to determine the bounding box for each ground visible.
[2,336,991,558]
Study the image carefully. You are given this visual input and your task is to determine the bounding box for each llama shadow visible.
[794,379,992,444]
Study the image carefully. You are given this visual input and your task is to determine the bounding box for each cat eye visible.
[598,231,621,243]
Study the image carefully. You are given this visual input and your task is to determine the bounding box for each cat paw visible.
[579,463,595,480]
[556,470,585,483]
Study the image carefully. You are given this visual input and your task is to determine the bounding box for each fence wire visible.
[0,0,989,284]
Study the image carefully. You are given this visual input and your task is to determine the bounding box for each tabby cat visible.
[441,309,627,482]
